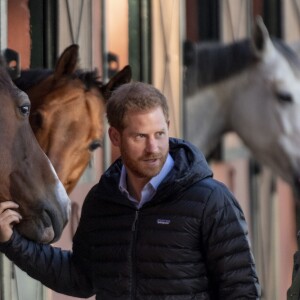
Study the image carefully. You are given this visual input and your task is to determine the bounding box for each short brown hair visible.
[106,81,169,130]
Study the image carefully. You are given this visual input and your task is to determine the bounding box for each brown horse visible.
[0,64,70,244]
[14,45,132,194]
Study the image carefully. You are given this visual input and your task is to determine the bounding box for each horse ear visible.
[53,44,79,79]
[101,65,132,101]
[251,16,276,59]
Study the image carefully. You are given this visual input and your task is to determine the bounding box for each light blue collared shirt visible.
[119,153,174,209]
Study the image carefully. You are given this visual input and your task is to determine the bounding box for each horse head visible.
[14,45,132,194]
[0,65,70,243]
[230,16,300,200]
[184,16,300,201]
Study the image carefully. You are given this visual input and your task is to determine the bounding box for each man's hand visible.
[0,201,22,243]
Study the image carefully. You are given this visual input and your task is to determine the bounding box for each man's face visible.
[109,106,169,182]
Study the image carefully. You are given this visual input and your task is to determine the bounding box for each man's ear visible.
[108,127,121,147]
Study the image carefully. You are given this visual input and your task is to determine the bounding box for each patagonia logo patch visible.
[157,219,171,225]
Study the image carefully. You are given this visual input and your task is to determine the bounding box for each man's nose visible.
[145,137,158,153]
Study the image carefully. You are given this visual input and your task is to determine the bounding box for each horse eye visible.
[19,104,30,116]
[89,140,102,151]
[276,91,293,103]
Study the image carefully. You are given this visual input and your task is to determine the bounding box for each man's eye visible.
[157,132,165,137]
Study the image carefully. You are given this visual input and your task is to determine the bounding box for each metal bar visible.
[0,0,7,50]
[66,0,75,43]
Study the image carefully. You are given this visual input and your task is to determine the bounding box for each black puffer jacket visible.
[0,138,260,299]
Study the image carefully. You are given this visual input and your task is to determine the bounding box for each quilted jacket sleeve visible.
[201,181,261,299]
[0,230,95,298]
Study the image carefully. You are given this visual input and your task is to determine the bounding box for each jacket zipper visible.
[131,210,139,300]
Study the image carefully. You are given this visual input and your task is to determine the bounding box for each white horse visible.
[184,16,300,199]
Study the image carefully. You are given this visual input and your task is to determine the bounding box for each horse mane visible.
[75,69,104,90]
[184,37,300,96]
[184,39,257,95]
[13,69,53,91]
[13,68,104,92]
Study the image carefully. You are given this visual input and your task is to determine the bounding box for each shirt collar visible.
[119,153,174,194]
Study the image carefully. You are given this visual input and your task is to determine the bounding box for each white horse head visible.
[184,16,300,198]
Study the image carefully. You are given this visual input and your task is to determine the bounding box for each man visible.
[0,81,260,299]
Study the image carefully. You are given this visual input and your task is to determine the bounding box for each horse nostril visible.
[43,209,52,228]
